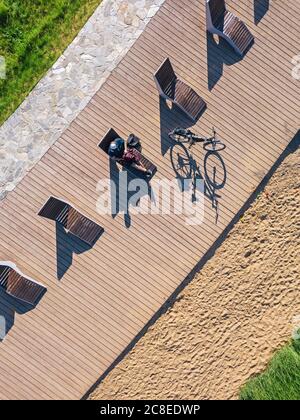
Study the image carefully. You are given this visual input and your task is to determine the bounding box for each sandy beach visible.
[90,143,300,400]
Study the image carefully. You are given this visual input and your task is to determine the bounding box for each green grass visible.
[240,339,300,400]
[0,0,101,125]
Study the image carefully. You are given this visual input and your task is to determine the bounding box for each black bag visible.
[127,134,142,152]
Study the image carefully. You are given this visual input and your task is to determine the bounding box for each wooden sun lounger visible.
[206,0,254,56]
[38,197,104,247]
[154,58,206,122]
[0,262,46,306]
[98,128,157,180]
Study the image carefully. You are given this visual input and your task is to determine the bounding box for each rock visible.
[52,67,65,75]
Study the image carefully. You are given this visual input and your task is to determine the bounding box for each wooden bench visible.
[206,0,254,56]
[38,197,104,247]
[0,262,46,306]
[98,128,157,180]
[154,58,206,122]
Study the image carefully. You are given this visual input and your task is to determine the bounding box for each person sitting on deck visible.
[108,137,152,178]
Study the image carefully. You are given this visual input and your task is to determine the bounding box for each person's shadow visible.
[254,0,269,25]
[109,158,153,229]
[56,222,103,280]
[110,158,121,219]
[207,32,251,91]
[0,289,35,341]
[159,97,204,157]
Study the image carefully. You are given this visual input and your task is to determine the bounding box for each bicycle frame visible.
[169,127,225,152]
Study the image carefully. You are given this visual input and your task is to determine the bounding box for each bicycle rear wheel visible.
[170,143,192,179]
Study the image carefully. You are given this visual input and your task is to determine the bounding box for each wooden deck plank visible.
[0,0,299,399]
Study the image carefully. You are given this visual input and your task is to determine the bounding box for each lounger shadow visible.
[38,197,104,279]
[254,0,269,25]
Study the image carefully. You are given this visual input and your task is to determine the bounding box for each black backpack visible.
[127,134,142,152]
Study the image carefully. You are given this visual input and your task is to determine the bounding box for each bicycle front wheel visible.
[203,140,226,152]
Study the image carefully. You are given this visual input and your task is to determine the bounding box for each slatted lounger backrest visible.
[154,58,177,98]
[0,265,10,289]
[39,197,104,247]
[38,196,69,222]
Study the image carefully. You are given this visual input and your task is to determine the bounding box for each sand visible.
[89,145,300,400]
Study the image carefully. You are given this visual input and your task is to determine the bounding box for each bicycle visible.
[168,127,226,152]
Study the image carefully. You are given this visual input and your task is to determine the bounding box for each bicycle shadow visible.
[170,142,227,223]
[203,151,227,223]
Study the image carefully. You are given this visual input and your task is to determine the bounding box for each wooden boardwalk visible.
[0,0,299,399]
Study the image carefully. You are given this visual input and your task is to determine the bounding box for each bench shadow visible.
[254,0,269,25]
[207,32,251,91]
[0,289,37,342]
[56,222,103,280]
[159,97,198,156]
[82,129,300,400]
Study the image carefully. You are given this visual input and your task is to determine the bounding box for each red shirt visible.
[120,148,141,167]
